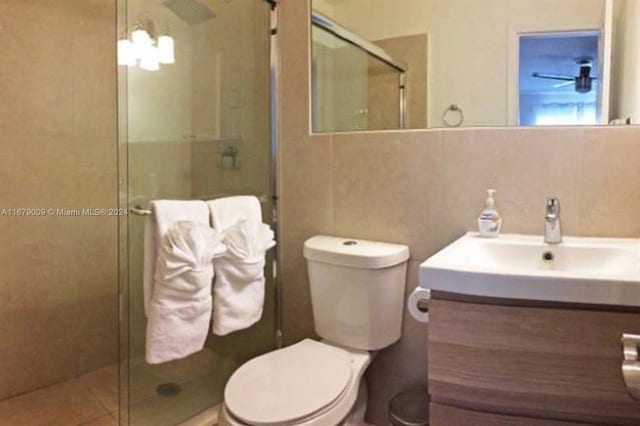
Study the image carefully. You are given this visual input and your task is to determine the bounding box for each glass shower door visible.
[310,11,405,133]
[118,1,275,424]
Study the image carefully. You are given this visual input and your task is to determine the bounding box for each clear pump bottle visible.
[478,189,502,238]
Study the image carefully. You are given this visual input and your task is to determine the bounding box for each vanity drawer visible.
[428,299,640,425]
[430,403,594,426]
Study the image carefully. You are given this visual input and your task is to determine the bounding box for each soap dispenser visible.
[478,189,502,238]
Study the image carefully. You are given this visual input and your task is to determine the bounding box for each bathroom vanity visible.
[420,234,640,425]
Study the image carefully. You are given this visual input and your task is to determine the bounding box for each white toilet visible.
[219,235,410,426]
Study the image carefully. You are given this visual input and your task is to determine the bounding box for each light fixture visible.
[140,45,160,71]
[131,27,152,60]
[118,20,175,71]
[157,35,175,64]
[117,39,136,66]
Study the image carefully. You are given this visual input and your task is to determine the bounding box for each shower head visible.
[163,0,215,25]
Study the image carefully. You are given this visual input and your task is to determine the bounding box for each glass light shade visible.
[131,28,152,59]
[157,35,175,64]
[140,45,160,71]
[117,39,136,66]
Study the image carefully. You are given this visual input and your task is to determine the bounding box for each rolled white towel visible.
[211,218,276,336]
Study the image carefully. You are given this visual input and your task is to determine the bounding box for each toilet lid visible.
[225,339,353,425]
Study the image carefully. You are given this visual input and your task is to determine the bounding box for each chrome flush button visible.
[343,240,358,246]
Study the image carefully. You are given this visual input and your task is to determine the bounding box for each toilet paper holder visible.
[416,298,430,313]
[408,287,431,323]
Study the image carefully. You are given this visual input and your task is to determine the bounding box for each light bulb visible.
[140,45,160,71]
[117,39,136,66]
[157,35,175,64]
[131,28,152,59]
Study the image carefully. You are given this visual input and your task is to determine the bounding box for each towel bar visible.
[129,194,272,217]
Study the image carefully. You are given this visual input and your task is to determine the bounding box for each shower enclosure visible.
[118,0,278,424]
[311,11,407,132]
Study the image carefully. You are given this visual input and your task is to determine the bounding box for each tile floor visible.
[0,348,229,426]
[0,365,118,426]
[127,349,226,426]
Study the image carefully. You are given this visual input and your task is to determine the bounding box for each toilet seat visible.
[222,339,371,426]
[225,339,352,426]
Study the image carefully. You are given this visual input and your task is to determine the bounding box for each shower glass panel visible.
[311,24,403,132]
[119,0,275,424]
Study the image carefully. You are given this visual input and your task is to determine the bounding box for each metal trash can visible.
[388,389,430,426]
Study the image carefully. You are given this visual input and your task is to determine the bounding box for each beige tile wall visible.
[277,1,640,424]
[189,0,271,200]
[0,0,118,399]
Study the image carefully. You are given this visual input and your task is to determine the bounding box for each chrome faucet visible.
[544,197,562,244]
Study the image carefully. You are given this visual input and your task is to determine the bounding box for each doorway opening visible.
[518,31,601,126]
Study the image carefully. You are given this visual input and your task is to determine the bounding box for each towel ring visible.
[443,104,464,128]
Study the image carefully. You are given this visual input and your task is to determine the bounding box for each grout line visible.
[177,403,221,426]
[78,371,112,418]
[77,412,115,426]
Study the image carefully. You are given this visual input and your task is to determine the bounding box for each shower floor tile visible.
[127,348,225,426]
[81,414,118,425]
[79,365,119,413]
[0,366,118,426]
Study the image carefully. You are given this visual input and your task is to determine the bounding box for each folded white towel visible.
[143,200,224,364]
[143,200,210,316]
[146,221,226,364]
[208,195,262,231]
[207,197,276,336]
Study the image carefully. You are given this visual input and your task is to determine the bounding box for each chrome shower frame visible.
[267,0,283,348]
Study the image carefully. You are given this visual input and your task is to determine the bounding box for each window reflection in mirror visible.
[310,0,640,132]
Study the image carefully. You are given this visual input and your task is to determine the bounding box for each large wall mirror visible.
[310,0,640,132]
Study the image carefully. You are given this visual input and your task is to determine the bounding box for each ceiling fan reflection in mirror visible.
[532,57,596,94]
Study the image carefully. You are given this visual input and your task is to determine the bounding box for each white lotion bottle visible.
[478,189,502,238]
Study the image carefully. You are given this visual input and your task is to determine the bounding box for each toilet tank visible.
[303,236,410,351]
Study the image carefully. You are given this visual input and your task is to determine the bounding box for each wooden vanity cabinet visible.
[430,403,598,425]
[428,295,640,425]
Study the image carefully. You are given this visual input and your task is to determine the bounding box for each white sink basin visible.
[420,233,640,306]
